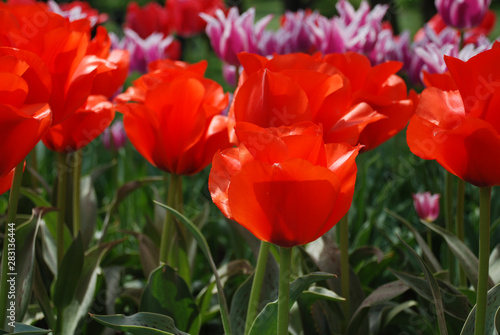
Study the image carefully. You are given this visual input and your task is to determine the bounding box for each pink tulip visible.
[435,0,492,29]
[412,192,440,222]
[102,120,127,151]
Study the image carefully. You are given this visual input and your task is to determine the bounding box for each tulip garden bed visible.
[1,0,500,335]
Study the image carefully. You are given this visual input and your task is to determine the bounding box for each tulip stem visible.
[475,187,491,335]
[0,160,24,330]
[277,247,292,335]
[456,178,466,287]
[159,173,181,264]
[340,213,350,319]
[57,152,69,268]
[72,150,82,238]
[444,171,455,283]
[245,241,271,335]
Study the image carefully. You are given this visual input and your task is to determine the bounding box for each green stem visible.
[159,173,181,264]
[56,152,69,268]
[444,171,456,283]
[0,161,24,330]
[456,179,466,287]
[427,229,432,250]
[277,247,292,335]
[340,214,350,318]
[30,147,38,188]
[245,241,271,335]
[72,150,82,238]
[475,187,491,335]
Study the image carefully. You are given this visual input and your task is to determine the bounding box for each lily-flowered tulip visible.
[111,28,180,74]
[407,42,500,187]
[435,0,492,30]
[413,192,440,222]
[0,2,129,125]
[43,95,115,153]
[0,47,52,188]
[201,7,272,66]
[114,59,231,175]
[102,120,127,151]
[209,122,361,247]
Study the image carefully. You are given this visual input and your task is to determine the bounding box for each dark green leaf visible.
[79,176,97,249]
[461,283,500,335]
[140,265,201,334]
[398,237,448,335]
[419,219,494,290]
[248,272,334,335]
[346,281,409,335]
[0,323,51,334]
[154,201,232,335]
[90,312,189,335]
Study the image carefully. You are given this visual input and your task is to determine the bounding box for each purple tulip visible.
[435,0,492,30]
[110,29,179,74]
[413,192,440,222]
[102,120,127,151]
[201,7,272,66]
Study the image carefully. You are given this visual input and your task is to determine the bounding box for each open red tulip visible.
[407,45,500,187]
[209,121,361,247]
[0,47,52,183]
[115,59,231,175]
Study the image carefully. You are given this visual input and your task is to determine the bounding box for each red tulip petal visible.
[228,159,341,247]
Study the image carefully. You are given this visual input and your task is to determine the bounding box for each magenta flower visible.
[110,28,180,74]
[201,7,272,66]
[102,120,127,151]
[413,192,440,222]
[435,0,492,30]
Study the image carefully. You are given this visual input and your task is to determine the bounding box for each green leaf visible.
[461,283,500,335]
[154,201,232,335]
[346,281,409,335]
[53,234,84,309]
[248,272,334,335]
[14,208,52,321]
[301,287,345,302]
[90,312,189,335]
[79,175,97,249]
[57,239,124,334]
[495,306,500,334]
[140,265,201,335]
[390,270,470,320]
[398,236,448,335]
[0,323,51,334]
[385,209,442,273]
[419,219,494,290]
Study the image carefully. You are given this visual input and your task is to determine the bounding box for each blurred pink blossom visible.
[413,192,440,222]
[102,120,127,151]
[435,0,492,30]
[201,7,272,66]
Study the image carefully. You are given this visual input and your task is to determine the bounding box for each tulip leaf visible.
[398,236,448,335]
[496,306,500,333]
[390,270,470,320]
[301,286,345,302]
[140,265,201,335]
[460,283,500,335]
[385,209,442,273]
[14,208,52,322]
[248,272,334,335]
[54,237,124,334]
[419,219,494,290]
[346,281,409,335]
[153,201,232,335]
[90,312,189,335]
[0,323,51,334]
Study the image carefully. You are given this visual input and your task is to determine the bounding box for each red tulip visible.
[209,122,361,247]
[125,2,172,39]
[42,95,114,153]
[0,47,51,181]
[115,59,231,175]
[166,0,225,37]
[407,45,500,187]
[230,52,385,146]
[0,2,128,125]
[0,167,16,195]
[323,52,417,151]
